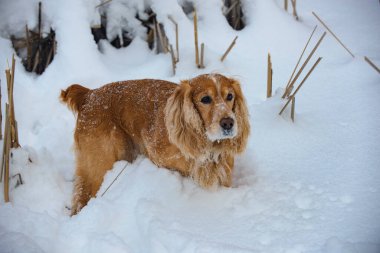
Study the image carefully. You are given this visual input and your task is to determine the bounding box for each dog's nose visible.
[220,117,234,130]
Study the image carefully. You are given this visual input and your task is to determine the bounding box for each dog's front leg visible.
[217,155,234,187]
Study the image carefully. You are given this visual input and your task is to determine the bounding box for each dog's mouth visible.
[222,129,235,137]
[206,126,238,142]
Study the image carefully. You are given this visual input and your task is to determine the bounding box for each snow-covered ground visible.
[0,0,379,252]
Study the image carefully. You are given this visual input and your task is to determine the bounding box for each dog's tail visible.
[60,84,90,113]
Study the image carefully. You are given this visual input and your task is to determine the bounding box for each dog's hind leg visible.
[71,173,91,216]
[71,127,135,215]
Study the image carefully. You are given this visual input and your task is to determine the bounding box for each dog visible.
[61,73,250,215]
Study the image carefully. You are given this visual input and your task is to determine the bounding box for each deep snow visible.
[0,0,379,252]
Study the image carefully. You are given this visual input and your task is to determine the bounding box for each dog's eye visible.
[201,96,212,104]
[226,93,233,101]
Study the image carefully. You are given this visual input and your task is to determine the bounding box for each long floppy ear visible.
[164,80,207,159]
[231,79,250,153]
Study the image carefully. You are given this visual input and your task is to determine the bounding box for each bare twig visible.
[25,25,32,71]
[45,44,54,70]
[168,16,179,62]
[156,20,168,54]
[200,43,205,68]
[291,0,299,20]
[169,44,176,75]
[14,121,19,148]
[11,56,18,147]
[291,97,295,122]
[32,50,40,73]
[12,173,23,186]
[312,12,354,58]
[2,104,11,202]
[267,53,272,98]
[283,32,326,98]
[101,163,128,197]
[193,9,200,67]
[279,57,322,115]
[5,55,20,148]
[0,80,2,140]
[220,36,238,62]
[38,2,42,39]
[282,25,317,98]
[0,103,7,183]
[95,0,112,8]
[224,1,238,16]
[364,56,380,74]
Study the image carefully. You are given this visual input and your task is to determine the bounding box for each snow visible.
[0,0,380,252]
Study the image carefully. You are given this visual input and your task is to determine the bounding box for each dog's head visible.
[165,74,250,159]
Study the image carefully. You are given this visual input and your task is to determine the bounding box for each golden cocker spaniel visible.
[61,73,250,215]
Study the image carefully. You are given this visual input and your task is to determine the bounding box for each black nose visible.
[220,117,234,130]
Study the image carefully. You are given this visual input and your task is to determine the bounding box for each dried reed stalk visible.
[32,50,40,73]
[5,55,20,148]
[101,163,128,197]
[14,121,19,147]
[168,16,179,62]
[38,2,42,39]
[25,25,32,70]
[95,0,112,8]
[224,1,238,16]
[291,97,295,122]
[169,44,176,75]
[282,25,317,98]
[200,43,205,68]
[291,0,299,20]
[53,40,57,56]
[220,36,238,62]
[2,104,11,202]
[232,0,243,30]
[5,70,12,121]
[152,22,158,53]
[0,104,8,183]
[45,45,54,70]
[156,20,168,54]
[193,9,200,67]
[279,57,322,115]
[364,56,380,74]
[267,53,272,98]
[0,80,2,140]
[283,32,326,98]
[312,12,354,58]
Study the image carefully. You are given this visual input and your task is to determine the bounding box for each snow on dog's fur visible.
[61,74,250,215]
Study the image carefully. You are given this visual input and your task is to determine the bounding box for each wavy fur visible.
[62,74,250,215]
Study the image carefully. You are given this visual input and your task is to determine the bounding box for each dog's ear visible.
[231,79,250,153]
[165,80,206,159]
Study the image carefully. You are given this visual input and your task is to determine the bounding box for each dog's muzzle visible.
[206,117,237,141]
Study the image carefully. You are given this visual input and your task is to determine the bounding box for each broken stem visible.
[282,25,317,98]
[283,32,326,98]
[194,9,200,67]
[280,57,322,115]
[312,11,354,58]
[220,36,238,62]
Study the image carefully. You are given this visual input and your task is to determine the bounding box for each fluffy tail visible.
[60,84,90,113]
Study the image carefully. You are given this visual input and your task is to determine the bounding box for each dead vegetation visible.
[11,2,56,75]
[223,0,245,30]
[1,55,22,202]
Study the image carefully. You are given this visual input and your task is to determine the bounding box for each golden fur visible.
[61,74,250,215]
